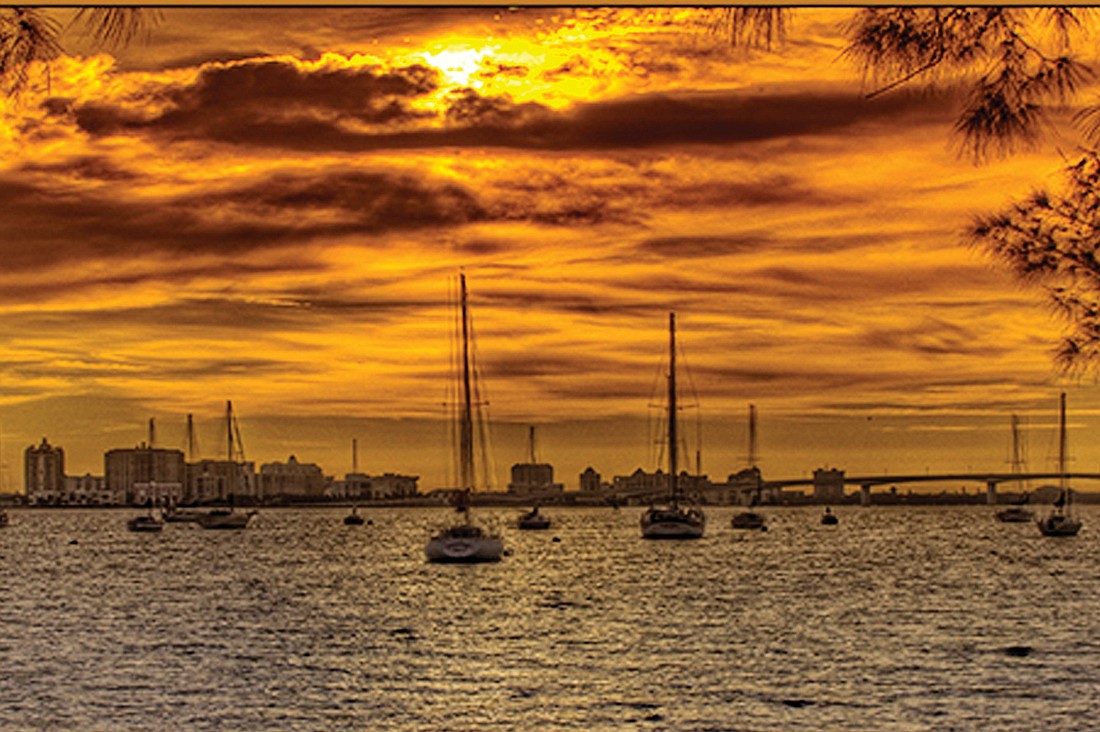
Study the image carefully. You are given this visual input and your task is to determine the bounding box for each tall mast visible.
[747,403,757,468]
[668,312,678,501]
[459,274,474,492]
[186,413,196,462]
[226,400,234,462]
[1059,392,1067,490]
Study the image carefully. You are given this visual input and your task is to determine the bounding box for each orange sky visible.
[1,7,1097,492]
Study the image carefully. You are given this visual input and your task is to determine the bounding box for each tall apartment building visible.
[105,444,185,505]
[24,438,65,505]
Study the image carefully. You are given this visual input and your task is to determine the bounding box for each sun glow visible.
[419,46,491,88]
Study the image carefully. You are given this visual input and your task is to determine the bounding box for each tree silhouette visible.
[721,7,1100,370]
[1,7,158,95]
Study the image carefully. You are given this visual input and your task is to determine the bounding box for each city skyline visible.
[3,7,1100,491]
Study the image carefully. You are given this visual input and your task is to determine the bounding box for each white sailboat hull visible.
[196,511,254,530]
[640,506,705,539]
[425,533,503,563]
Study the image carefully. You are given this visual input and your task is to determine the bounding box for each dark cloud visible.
[21,156,141,182]
[6,355,299,384]
[71,56,441,143]
[0,166,486,273]
[69,67,953,153]
[487,352,623,379]
[855,320,1010,358]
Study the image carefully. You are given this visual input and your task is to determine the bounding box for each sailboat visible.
[127,491,164,533]
[195,402,256,530]
[732,404,767,530]
[1037,392,1082,537]
[996,414,1034,523]
[517,427,552,530]
[344,438,366,525]
[425,274,504,563]
[640,312,706,539]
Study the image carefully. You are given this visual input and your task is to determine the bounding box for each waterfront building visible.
[507,462,564,495]
[24,438,65,505]
[330,472,419,500]
[259,455,326,499]
[579,467,602,492]
[612,468,669,495]
[105,444,185,505]
[726,465,765,505]
[813,467,846,502]
[330,472,371,499]
[185,459,255,503]
[367,473,419,499]
[63,473,111,505]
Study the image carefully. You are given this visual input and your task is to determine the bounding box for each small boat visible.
[640,312,706,540]
[821,507,839,525]
[0,509,8,527]
[518,506,550,530]
[161,505,206,523]
[1038,393,1082,538]
[127,514,164,532]
[425,275,504,563]
[731,509,767,530]
[196,508,255,530]
[344,506,365,525]
[995,505,1034,523]
[426,520,504,563]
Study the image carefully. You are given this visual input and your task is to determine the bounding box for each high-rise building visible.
[579,467,602,492]
[105,444,185,505]
[507,463,564,494]
[24,437,65,505]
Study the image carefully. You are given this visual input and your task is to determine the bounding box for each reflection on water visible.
[2,506,1098,731]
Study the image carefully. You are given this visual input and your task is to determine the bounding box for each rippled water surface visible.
[3,505,1100,731]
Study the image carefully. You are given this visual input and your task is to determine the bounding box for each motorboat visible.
[995,505,1034,523]
[127,514,164,532]
[821,507,839,525]
[732,510,767,530]
[196,508,255,530]
[518,506,551,530]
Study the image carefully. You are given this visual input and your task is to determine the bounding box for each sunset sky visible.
[2,7,1099,492]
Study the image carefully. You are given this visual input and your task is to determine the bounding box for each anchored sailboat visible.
[188,402,256,530]
[996,413,1034,523]
[732,404,767,530]
[425,274,504,563]
[640,312,706,539]
[1037,392,1082,537]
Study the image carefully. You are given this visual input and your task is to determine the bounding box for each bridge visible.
[600,471,1100,506]
[760,472,1100,490]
